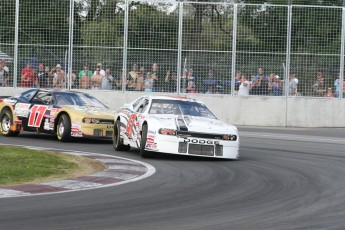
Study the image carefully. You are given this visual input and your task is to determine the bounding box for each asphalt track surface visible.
[1,127,345,230]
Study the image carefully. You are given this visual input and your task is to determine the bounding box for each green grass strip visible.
[0,146,78,186]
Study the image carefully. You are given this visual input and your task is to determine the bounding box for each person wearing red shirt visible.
[21,62,39,88]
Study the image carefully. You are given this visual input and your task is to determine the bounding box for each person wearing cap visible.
[94,63,105,77]
[21,62,39,88]
[269,73,283,96]
[52,64,66,88]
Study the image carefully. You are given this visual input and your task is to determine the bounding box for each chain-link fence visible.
[0,0,344,98]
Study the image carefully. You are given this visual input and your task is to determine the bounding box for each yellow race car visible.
[0,89,115,142]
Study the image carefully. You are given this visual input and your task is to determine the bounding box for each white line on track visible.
[240,131,345,144]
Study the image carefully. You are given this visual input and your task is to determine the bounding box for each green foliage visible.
[128,4,179,49]
[0,0,16,44]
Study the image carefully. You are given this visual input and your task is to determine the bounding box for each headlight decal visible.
[158,128,176,135]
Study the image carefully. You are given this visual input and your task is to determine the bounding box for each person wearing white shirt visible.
[101,68,114,90]
[94,63,105,77]
[238,73,250,96]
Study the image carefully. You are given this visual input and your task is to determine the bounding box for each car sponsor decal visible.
[145,143,158,151]
[43,118,50,130]
[47,108,59,130]
[14,103,31,118]
[126,114,137,139]
[71,131,83,137]
[72,122,81,128]
[183,138,220,145]
[146,134,156,144]
[119,108,131,117]
[28,105,49,128]
[148,130,156,135]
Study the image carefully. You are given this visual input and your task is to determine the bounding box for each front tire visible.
[56,114,71,142]
[0,108,20,137]
[113,120,130,151]
[140,124,152,158]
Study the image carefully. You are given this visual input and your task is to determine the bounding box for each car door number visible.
[28,105,49,127]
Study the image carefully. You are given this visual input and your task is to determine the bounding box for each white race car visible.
[113,96,239,159]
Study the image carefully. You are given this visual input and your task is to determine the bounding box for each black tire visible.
[56,114,71,142]
[0,108,20,137]
[140,124,152,158]
[113,120,130,151]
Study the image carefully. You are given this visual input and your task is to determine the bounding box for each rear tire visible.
[56,114,71,142]
[113,120,130,151]
[0,108,20,137]
[140,124,152,158]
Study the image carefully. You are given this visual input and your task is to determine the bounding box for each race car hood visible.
[61,105,116,117]
[149,114,237,134]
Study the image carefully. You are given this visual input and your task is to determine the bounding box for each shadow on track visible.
[122,149,238,162]
[12,132,112,145]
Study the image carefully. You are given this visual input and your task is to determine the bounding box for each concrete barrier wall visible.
[1,88,344,127]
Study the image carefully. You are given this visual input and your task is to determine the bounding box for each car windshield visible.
[54,92,107,108]
[149,99,217,119]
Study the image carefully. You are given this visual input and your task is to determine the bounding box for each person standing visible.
[79,64,93,89]
[94,63,105,77]
[144,72,154,92]
[135,71,144,91]
[101,68,114,90]
[289,72,298,96]
[312,70,326,97]
[21,62,39,88]
[91,67,103,90]
[37,63,49,88]
[126,64,139,91]
[52,64,66,88]
[1,59,9,85]
[0,63,9,87]
[151,63,160,91]
[238,73,250,96]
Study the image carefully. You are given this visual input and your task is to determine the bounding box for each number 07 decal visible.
[28,105,49,127]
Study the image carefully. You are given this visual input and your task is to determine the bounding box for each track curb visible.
[0,144,156,199]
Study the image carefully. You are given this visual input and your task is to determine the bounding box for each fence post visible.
[285,4,292,98]
[231,4,237,96]
[177,1,184,95]
[339,6,345,99]
[122,0,129,93]
[13,0,20,88]
[67,0,74,90]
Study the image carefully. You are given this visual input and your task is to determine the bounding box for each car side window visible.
[31,92,53,105]
[139,99,150,113]
[132,97,143,110]
[135,99,148,113]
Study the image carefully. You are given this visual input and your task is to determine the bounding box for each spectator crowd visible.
[0,59,343,98]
